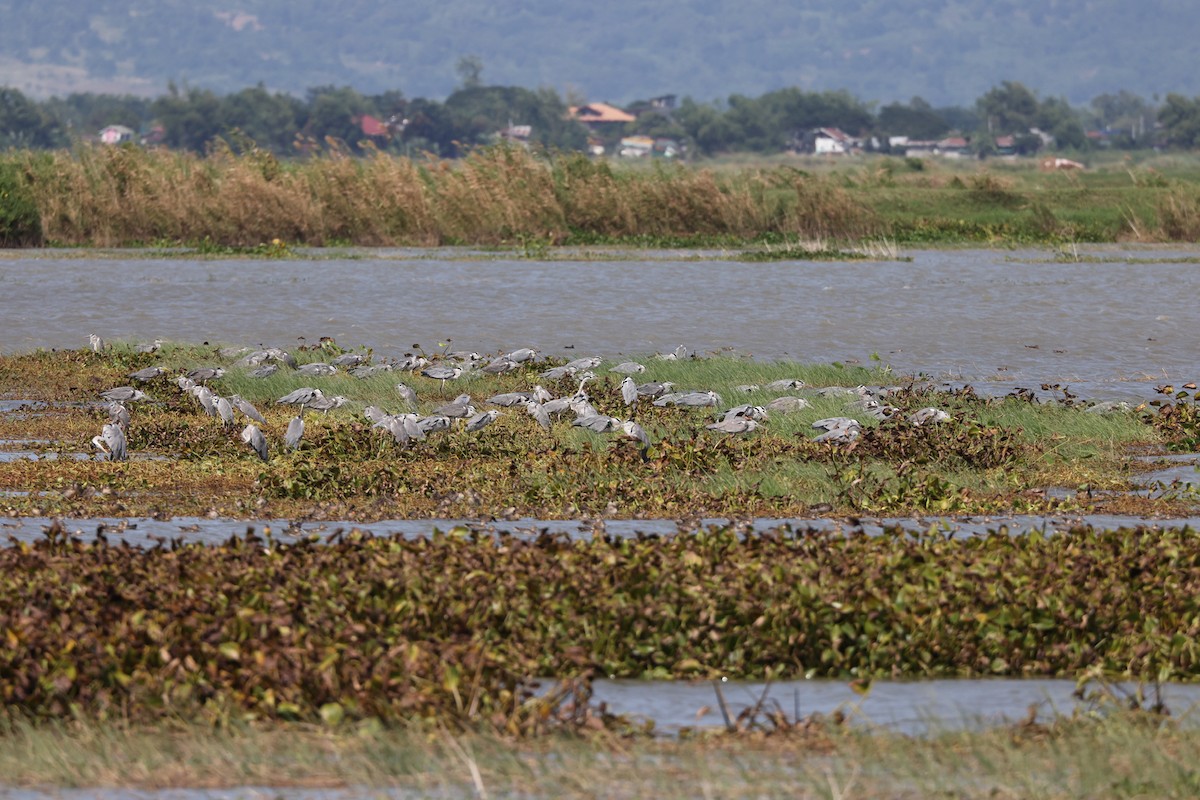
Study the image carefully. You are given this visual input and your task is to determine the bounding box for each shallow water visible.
[2,246,1198,398]
[3,513,1199,548]
[590,675,1200,735]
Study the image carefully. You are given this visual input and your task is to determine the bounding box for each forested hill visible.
[1,0,1196,105]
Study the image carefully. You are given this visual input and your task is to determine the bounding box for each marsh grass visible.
[2,712,1199,798]
[9,146,1199,248]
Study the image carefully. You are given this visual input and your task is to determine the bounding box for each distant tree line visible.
[0,79,1193,158]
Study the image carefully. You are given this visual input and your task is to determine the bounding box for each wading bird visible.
[466,409,501,432]
[128,366,165,382]
[214,395,235,427]
[186,367,225,382]
[88,333,106,353]
[620,377,638,407]
[297,363,338,377]
[621,419,651,445]
[706,418,759,435]
[107,402,130,432]
[277,387,323,406]
[101,387,149,403]
[91,422,127,461]
[241,424,268,461]
[395,383,418,405]
[610,362,645,375]
[285,407,305,450]
[229,395,266,425]
[421,365,463,387]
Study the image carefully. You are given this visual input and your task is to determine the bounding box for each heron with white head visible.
[91,422,127,461]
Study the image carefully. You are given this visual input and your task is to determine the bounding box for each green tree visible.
[0,88,64,149]
[1035,96,1087,150]
[977,81,1039,134]
[222,84,304,153]
[1158,94,1200,149]
[301,86,372,148]
[878,97,949,140]
[151,84,226,152]
[455,56,484,90]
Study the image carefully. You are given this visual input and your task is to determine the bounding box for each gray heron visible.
[722,405,768,422]
[621,420,651,445]
[417,415,452,435]
[706,418,759,435]
[909,407,950,426]
[297,363,338,377]
[610,362,646,375]
[187,367,226,382]
[635,381,675,398]
[811,418,862,443]
[482,357,520,375]
[765,396,811,414]
[249,364,280,379]
[107,402,130,432]
[241,424,269,461]
[653,390,721,408]
[277,387,323,406]
[620,377,638,407]
[395,383,418,405]
[285,407,305,449]
[229,395,266,425]
[573,414,623,433]
[564,356,602,372]
[432,399,476,419]
[100,387,150,403]
[91,422,127,461]
[465,409,501,432]
[524,400,552,431]
[421,365,463,387]
[128,366,165,382]
[504,348,538,363]
[396,354,429,372]
[305,394,348,413]
[214,395,235,427]
[487,391,535,407]
[194,386,217,416]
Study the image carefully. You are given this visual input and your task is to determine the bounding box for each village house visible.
[791,127,862,156]
[895,135,970,158]
[569,102,636,155]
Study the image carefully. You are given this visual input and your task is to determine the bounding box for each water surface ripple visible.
[2,247,1196,395]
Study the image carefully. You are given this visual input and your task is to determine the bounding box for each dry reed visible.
[7,144,902,247]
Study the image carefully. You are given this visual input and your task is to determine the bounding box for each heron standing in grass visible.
[241,424,269,461]
[285,406,305,450]
[91,422,127,461]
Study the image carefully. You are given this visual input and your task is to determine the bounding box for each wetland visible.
[2,235,1200,795]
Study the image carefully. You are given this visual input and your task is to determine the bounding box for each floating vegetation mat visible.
[3,522,1200,729]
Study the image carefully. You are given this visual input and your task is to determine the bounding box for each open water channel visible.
[1,245,1199,786]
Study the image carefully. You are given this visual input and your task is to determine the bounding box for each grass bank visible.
[0,701,1196,797]
[0,342,1188,521]
[2,145,1200,248]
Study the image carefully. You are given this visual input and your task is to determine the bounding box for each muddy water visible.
[1,246,1197,397]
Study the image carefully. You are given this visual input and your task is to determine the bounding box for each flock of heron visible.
[88,336,952,463]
